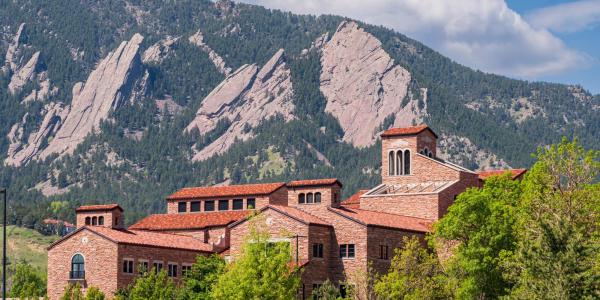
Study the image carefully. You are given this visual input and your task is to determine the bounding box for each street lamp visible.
[1,188,6,300]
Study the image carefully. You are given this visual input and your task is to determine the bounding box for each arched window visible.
[420,147,433,158]
[298,193,305,204]
[315,192,322,203]
[98,216,104,226]
[388,151,395,176]
[404,150,411,175]
[91,216,97,226]
[396,150,403,175]
[71,254,85,279]
[85,217,91,225]
[307,193,314,203]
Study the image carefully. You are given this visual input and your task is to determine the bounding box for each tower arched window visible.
[420,147,433,158]
[388,151,395,176]
[85,217,91,225]
[396,150,403,175]
[70,254,85,279]
[315,192,322,203]
[298,193,305,204]
[98,216,104,225]
[91,216,97,226]
[307,193,314,203]
[404,150,411,175]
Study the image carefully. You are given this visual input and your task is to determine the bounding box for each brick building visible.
[47,125,525,299]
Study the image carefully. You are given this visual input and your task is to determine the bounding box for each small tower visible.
[75,204,124,229]
[380,124,438,184]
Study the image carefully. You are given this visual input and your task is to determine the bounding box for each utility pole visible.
[1,188,6,300]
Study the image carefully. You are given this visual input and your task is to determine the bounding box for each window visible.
[314,193,321,203]
[307,193,314,203]
[123,259,134,274]
[333,193,338,203]
[233,199,243,210]
[190,201,200,212]
[312,283,323,299]
[298,193,305,204]
[178,202,187,213]
[340,284,355,298]
[85,217,91,225]
[396,150,403,175]
[98,216,104,226]
[70,254,85,279]
[247,198,256,209]
[218,200,229,211]
[204,200,215,212]
[388,151,395,176]
[312,243,324,258]
[420,147,433,158]
[153,262,163,273]
[340,244,355,259]
[115,217,119,226]
[181,264,192,276]
[138,261,149,274]
[379,245,389,260]
[404,150,411,175]
[168,263,178,277]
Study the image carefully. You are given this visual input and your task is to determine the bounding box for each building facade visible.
[47,125,524,299]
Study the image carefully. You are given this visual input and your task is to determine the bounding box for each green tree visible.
[60,283,84,300]
[312,280,341,300]
[178,254,226,300]
[506,138,600,299]
[10,261,46,299]
[433,173,522,298]
[128,269,176,300]
[211,215,301,300]
[84,286,105,300]
[374,236,451,300]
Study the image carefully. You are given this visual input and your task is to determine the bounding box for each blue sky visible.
[242,0,600,94]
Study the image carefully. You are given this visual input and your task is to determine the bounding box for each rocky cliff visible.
[186,48,295,161]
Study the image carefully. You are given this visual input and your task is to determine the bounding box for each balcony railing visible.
[69,271,85,280]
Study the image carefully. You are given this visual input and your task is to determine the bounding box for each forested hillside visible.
[0,0,598,226]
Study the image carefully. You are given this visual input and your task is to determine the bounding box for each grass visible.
[0,226,60,276]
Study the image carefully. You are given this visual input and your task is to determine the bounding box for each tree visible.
[84,286,105,300]
[128,269,176,300]
[10,261,46,299]
[506,138,600,299]
[312,280,341,300]
[60,283,84,300]
[374,236,451,300]
[211,215,301,299]
[177,254,226,300]
[433,173,522,298]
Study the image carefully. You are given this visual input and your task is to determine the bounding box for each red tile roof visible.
[49,226,213,252]
[76,204,123,212]
[328,207,433,233]
[129,211,250,231]
[167,182,286,200]
[268,205,331,226]
[381,124,438,138]
[43,219,74,227]
[341,190,369,208]
[477,169,527,180]
[287,178,341,188]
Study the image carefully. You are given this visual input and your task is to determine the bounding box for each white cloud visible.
[528,0,600,33]
[239,0,588,77]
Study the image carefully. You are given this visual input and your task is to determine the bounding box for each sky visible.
[240,0,600,94]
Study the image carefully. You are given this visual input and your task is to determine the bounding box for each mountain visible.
[0,0,598,226]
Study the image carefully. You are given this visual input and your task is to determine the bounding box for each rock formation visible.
[189,30,231,75]
[186,48,295,161]
[3,23,26,74]
[5,102,70,166]
[319,21,425,147]
[38,33,145,159]
[8,51,40,94]
[438,134,510,171]
[142,36,178,64]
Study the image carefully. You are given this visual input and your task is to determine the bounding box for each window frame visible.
[306,193,314,203]
[153,261,164,274]
[232,199,243,210]
[138,260,149,274]
[379,245,389,260]
[178,202,187,213]
[181,264,193,277]
[167,263,178,278]
[247,198,256,209]
[404,150,411,175]
[122,258,134,274]
[190,201,201,212]
[204,200,215,212]
[312,243,324,258]
[70,253,85,279]
[298,193,305,204]
[218,200,229,211]
[98,216,104,226]
[388,151,395,176]
[340,244,355,259]
[314,192,321,203]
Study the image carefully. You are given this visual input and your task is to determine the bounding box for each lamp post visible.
[1,188,6,300]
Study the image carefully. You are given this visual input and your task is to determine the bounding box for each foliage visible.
[505,138,600,299]
[374,236,451,300]
[9,261,46,299]
[211,215,301,299]
[60,283,84,300]
[312,280,341,300]
[177,254,226,300]
[127,269,176,300]
[84,287,105,300]
[433,173,522,298]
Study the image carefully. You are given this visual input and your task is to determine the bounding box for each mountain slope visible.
[0,0,598,227]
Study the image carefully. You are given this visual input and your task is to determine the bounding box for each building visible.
[47,125,524,299]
